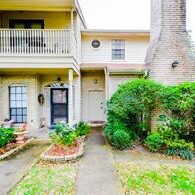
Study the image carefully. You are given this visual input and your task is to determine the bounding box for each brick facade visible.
[145,0,195,85]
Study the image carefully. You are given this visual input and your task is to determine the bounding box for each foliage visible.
[50,124,77,146]
[161,83,195,142]
[165,140,194,160]
[116,162,195,194]
[105,79,163,149]
[11,163,76,195]
[0,128,15,148]
[145,132,164,152]
[75,121,90,137]
[112,130,132,150]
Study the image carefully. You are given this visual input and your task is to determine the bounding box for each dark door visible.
[9,20,44,48]
[51,89,68,125]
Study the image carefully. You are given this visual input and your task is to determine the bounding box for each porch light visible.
[94,79,98,84]
[172,60,179,68]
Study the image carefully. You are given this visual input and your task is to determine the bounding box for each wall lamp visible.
[172,60,179,68]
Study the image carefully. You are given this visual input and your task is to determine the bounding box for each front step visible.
[88,121,105,128]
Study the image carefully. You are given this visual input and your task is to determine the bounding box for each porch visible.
[0,68,81,129]
[0,29,77,57]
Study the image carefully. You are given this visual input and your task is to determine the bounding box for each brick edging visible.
[40,139,85,162]
[0,138,34,160]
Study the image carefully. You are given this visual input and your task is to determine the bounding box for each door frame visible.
[50,88,69,125]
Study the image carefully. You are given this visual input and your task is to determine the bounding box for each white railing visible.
[0,29,72,56]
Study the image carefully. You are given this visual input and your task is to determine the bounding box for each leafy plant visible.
[105,79,163,149]
[50,124,77,146]
[112,130,132,150]
[165,139,194,160]
[0,128,15,148]
[75,121,90,136]
[145,132,164,152]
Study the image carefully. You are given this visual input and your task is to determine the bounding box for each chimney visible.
[145,0,195,85]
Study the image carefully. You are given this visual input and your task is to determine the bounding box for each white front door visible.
[88,90,104,122]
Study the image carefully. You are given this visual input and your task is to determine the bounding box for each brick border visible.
[40,139,85,162]
[0,138,34,160]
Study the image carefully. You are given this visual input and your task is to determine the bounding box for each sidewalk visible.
[76,128,123,195]
[0,140,49,195]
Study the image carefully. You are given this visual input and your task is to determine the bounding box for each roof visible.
[82,29,150,37]
[81,63,147,74]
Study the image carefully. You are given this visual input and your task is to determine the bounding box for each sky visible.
[79,0,195,42]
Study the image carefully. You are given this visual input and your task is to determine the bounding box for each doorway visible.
[51,88,68,125]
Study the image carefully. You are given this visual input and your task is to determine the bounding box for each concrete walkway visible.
[76,128,123,195]
[0,140,49,195]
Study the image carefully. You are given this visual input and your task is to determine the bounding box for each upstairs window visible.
[9,86,27,123]
[112,40,125,60]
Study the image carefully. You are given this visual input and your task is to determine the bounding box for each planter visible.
[40,137,85,162]
[14,131,28,144]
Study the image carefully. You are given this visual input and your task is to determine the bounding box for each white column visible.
[68,69,74,127]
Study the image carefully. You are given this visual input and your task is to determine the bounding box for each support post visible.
[68,69,74,127]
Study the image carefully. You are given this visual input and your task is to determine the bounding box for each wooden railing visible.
[0,29,76,56]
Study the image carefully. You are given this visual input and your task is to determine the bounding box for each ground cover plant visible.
[11,162,77,195]
[116,162,195,194]
[105,79,195,159]
[0,128,15,148]
[48,122,90,156]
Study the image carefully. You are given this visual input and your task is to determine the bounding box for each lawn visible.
[11,162,77,195]
[116,162,195,194]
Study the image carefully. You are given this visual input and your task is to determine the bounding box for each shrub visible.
[165,139,194,160]
[0,128,15,148]
[112,130,132,150]
[145,132,164,152]
[75,121,90,136]
[50,124,77,146]
[105,79,164,149]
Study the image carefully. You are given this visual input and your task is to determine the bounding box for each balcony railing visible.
[0,29,75,56]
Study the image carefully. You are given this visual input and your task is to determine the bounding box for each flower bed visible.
[41,122,89,162]
[0,138,33,160]
[41,137,85,162]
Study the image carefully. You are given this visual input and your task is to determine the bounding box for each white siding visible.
[82,35,149,63]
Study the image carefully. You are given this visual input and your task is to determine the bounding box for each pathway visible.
[0,140,49,195]
[76,128,123,195]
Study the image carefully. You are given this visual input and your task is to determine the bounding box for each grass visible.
[11,162,77,195]
[116,162,195,194]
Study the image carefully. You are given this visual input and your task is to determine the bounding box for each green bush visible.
[75,121,90,136]
[50,124,77,146]
[105,79,163,149]
[0,128,15,148]
[112,130,132,150]
[165,140,194,160]
[145,132,164,152]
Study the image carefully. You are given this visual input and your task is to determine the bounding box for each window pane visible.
[10,101,16,108]
[112,40,125,60]
[23,108,27,115]
[11,115,17,122]
[22,87,27,93]
[23,116,27,123]
[17,108,22,115]
[16,101,22,107]
[16,94,22,100]
[11,108,16,115]
[16,87,22,94]
[10,94,16,101]
[22,94,27,101]
[17,116,22,123]
[10,87,16,94]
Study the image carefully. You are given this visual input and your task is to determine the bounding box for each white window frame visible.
[111,40,125,60]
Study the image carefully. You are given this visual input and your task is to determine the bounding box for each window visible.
[112,40,125,60]
[9,86,27,123]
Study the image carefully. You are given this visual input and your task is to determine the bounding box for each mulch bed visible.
[47,138,83,156]
[0,137,30,155]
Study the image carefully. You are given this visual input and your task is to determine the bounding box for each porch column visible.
[68,69,74,127]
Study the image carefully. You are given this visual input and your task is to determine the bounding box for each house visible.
[0,0,194,129]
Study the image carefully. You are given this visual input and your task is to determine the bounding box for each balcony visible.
[0,29,77,57]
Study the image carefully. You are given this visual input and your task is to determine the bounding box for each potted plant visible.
[14,123,29,144]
